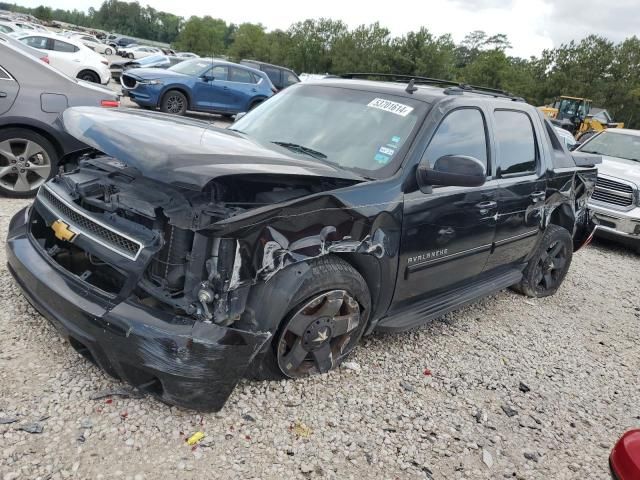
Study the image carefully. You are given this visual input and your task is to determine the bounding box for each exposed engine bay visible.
[30,155,361,326]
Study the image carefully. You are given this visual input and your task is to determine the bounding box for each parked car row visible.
[110,54,185,81]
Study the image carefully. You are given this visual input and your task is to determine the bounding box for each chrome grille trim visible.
[592,176,636,208]
[37,185,144,261]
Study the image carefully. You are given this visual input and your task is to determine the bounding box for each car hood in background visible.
[62,107,362,190]
[123,67,187,81]
[596,155,640,187]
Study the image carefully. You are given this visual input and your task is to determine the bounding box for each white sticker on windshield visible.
[367,98,414,117]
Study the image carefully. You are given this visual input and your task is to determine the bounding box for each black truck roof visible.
[307,73,526,105]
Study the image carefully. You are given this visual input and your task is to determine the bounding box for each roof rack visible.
[340,73,525,101]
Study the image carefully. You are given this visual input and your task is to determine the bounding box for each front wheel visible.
[104,47,113,55]
[513,225,573,297]
[0,129,57,197]
[254,257,371,380]
[160,90,187,115]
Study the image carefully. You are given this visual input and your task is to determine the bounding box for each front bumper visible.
[6,206,270,411]
[589,202,640,246]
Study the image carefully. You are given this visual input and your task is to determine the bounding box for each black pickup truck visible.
[6,75,598,411]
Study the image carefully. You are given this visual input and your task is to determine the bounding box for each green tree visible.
[173,16,228,56]
[32,5,52,22]
[228,23,268,61]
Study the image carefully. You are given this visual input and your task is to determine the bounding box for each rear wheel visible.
[104,47,113,55]
[248,99,263,111]
[0,129,57,197]
[127,53,134,59]
[160,90,187,115]
[513,225,573,297]
[254,257,370,380]
[77,70,100,83]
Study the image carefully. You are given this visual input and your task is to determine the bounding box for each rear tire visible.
[160,90,187,115]
[513,225,573,297]
[250,256,371,380]
[77,70,100,83]
[0,128,57,198]
[104,47,113,55]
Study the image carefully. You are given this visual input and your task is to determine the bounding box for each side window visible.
[284,71,299,86]
[263,66,281,86]
[208,65,228,81]
[229,67,256,84]
[422,108,488,170]
[0,66,11,80]
[53,40,79,53]
[0,25,11,33]
[494,110,537,176]
[22,36,49,50]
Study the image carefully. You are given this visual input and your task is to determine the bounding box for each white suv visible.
[17,32,110,84]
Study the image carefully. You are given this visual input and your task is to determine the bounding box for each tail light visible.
[40,56,49,64]
[100,100,120,108]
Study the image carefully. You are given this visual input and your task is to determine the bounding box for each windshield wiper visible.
[271,141,327,160]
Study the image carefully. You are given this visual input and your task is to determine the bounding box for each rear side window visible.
[494,110,537,176]
[262,66,282,87]
[53,40,79,53]
[0,65,11,80]
[284,71,299,87]
[422,108,488,170]
[22,36,49,50]
[229,67,256,84]
[0,25,11,33]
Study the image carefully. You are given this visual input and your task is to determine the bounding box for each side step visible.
[376,269,523,332]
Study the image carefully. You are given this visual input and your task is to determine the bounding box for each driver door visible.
[192,65,231,111]
[392,107,498,308]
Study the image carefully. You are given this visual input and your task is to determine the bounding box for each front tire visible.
[513,225,573,297]
[104,47,113,55]
[160,90,187,115]
[253,257,371,380]
[0,129,57,197]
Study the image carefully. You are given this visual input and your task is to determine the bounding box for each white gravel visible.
[1,197,639,480]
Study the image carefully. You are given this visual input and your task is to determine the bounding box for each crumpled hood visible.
[597,156,640,187]
[123,67,187,80]
[62,107,362,190]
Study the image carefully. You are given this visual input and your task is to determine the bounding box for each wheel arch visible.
[0,122,65,159]
[76,69,100,81]
[547,203,575,235]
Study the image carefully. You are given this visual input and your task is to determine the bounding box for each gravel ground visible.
[1,195,639,480]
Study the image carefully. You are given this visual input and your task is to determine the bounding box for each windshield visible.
[232,84,426,177]
[580,131,640,162]
[168,58,211,76]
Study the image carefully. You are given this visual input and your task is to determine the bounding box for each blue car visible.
[121,58,276,116]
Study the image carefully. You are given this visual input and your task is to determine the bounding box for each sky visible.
[15,0,639,58]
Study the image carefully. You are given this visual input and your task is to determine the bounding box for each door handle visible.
[530,191,546,202]
[0,92,6,98]
[475,201,497,209]
[223,86,229,90]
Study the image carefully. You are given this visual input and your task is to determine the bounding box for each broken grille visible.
[591,176,635,208]
[38,186,143,260]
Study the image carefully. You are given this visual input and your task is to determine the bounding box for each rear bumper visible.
[6,206,270,411]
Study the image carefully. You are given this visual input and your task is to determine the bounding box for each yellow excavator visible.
[539,96,624,141]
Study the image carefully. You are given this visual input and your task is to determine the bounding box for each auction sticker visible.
[367,98,414,117]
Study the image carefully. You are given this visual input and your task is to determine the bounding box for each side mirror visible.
[235,112,247,121]
[417,155,486,191]
[201,74,214,82]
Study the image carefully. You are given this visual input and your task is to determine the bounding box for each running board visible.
[376,269,523,332]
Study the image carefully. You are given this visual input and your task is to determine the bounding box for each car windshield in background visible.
[168,58,211,76]
[581,132,640,162]
[232,85,426,177]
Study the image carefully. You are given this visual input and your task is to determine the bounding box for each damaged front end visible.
[7,149,383,410]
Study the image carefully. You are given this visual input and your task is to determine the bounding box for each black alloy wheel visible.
[161,91,187,115]
[276,290,362,378]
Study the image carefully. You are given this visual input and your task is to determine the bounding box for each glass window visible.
[169,59,215,77]
[422,109,488,169]
[21,36,49,50]
[0,25,11,33]
[580,132,640,163]
[53,40,79,53]
[232,85,425,177]
[229,67,256,84]
[284,71,299,87]
[208,65,228,81]
[494,110,537,176]
[262,66,281,87]
[0,66,10,80]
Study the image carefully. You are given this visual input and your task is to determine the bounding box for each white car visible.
[121,45,161,59]
[0,21,24,35]
[175,52,199,58]
[72,33,115,55]
[17,33,110,84]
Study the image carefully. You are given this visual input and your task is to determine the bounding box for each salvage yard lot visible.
[0,197,638,479]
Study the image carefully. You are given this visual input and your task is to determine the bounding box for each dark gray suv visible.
[0,34,119,197]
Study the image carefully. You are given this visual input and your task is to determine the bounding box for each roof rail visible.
[340,73,524,101]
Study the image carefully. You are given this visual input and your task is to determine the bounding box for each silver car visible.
[0,33,119,197]
[575,129,640,252]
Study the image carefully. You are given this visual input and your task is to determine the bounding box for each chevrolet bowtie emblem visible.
[51,219,77,242]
